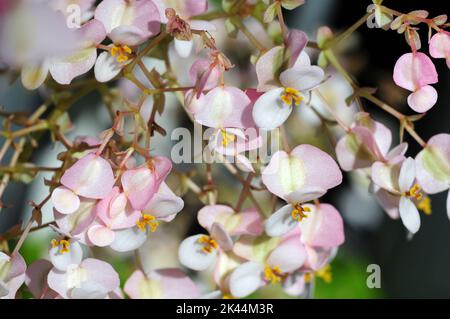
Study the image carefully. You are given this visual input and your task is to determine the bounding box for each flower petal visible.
[94,51,123,82]
[393,52,438,91]
[87,225,116,247]
[21,61,49,90]
[267,236,306,272]
[265,204,298,237]
[399,196,420,234]
[51,186,80,215]
[121,167,157,210]
[49,239,83,271]
[398,157,416,193]
[174,39,194,58]
[229,261,264,298]
[60,153,114,199]
[178,234,217,271]
[252,88,292,129]
[407,85,437,113]
[279,65,325,91]
[110,227,147,252]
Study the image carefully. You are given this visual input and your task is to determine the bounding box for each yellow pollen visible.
[264,265,283,284]
[406,183,423,200]
[316,264,332,283]
[110,45,132,63]
[281,87,302,106]
[220,130,236,147]
[222,294,235,299]
[417,196,432,215]
[51,239,70,254]
[291,204,311,221]
[198,235,218,254]
[136,214,159,233]
[304,272,313,283]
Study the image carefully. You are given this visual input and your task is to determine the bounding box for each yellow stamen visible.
[406,183,423,201]
[281,87,303,106]
[222,294,235,299]
[417,196,432,215]
[198,235,218,254]
[136,214,159,233]
[316,264,332,283]
[264,265,283,284]
[110,45,132,63]
[220,130,236,147]
[291,204,311,221]
[304,272,313,283]
[51,239,70,254]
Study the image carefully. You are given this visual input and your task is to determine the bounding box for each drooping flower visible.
[93,0,161,82]
[47,257,120,299]
[252,30,325,129]
[0,252,26,299]
[372,157,428,233]
[124,268,199,299]
[336,113,408,171]
[51,153,115,215]
[229,234,306,298]
[415,134,450,218]
[429,31,450,69]
[393,52,438,113]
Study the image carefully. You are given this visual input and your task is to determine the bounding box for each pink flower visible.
[124,268,199,299]
[336,113,407,171]
[229,234,306,298]
[415,134,450,218]
[429,31,450,69]
[393,52,438,113]
[0,252,26,299]
[94,0,161,82]
[51,153,115,215]
[252,30,325,129]
[47,257,120,299]
[193,86,252,129]
[179,205,263,272]
[372,157,426,233]
[26,259,60,299]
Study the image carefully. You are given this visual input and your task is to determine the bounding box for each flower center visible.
[264,265,283,284]
[304,264,333,283]
[198,235,218,254]
[281,87,302,106]
[111,45,132,63]
[51,239,70,254]
[220,129,236,147]
[291,204,311,221]
[405,183,423,201]
[136,214,159,233]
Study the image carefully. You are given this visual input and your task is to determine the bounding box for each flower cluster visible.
[0,0,449,300]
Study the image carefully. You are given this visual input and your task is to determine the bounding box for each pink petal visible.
[51,186,80,215]
[197,205,234,231]
[299,203,345,248]
[393,52,438,91]
[407,85,437,113]
[415,133,450,193]
[429,32,450,59]
[286,29,308,67]
[143,182,184,218]
[267,236,306,272]
[60,153,114,199]
[189,59,220,91]
[194,86,251,129]
[121,167,157,210]
[255,46,284,92]
[25,259,54,299]
[231,208,264,236]
[87,225,116,247]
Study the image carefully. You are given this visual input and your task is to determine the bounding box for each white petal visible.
[94,51,122,83]
[229,262,264,298]
[284,187,326,204]
[174,39,194,58]
[87,225,115,247]
[265,204,298,237]
[178,234,217,271]
[51,187,80,215]
[210,223,233,251]
[398,157,416,193]
[447,191,450,221]
[49,240,83,271]
[110,227,147,252]
[279,65,325,91]
[252,88,292,129]
[399,197,420,234]
[21,61,49,90]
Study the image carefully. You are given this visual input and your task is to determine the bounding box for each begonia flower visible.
[0,252,26,299]
[429,31,450,68]
[124,268,199,299]
[415,134,450,218]
[393,52,438,113]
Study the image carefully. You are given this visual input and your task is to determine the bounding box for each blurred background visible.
[0,0,449,298]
